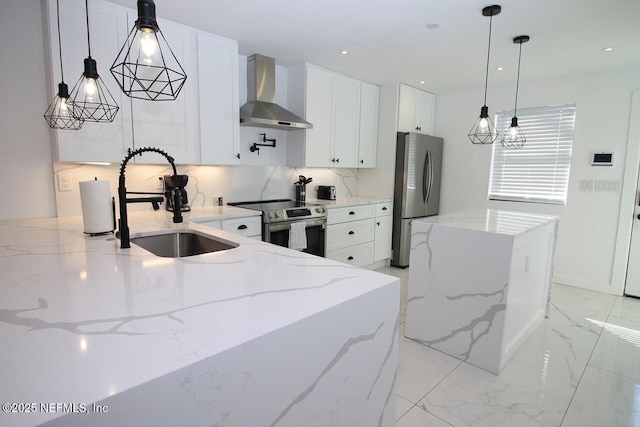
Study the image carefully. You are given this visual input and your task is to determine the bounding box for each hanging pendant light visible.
[67,0,119,123]
[44,0,84,130]
[501,35,530,149]
[110,0,187,101]
[468,4,501,145]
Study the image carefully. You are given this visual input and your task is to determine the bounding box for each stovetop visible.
[228,199,327,223]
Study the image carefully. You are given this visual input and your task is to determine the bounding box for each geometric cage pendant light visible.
[468,4,501,145]
[501,35,530,149]
[67,0,120,123]
[44,0,84,130]
[110,0,187,101]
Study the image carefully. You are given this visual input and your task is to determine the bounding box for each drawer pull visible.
[348,231,355,235]
[377,221,380,226]
[347,256,354,261]
[349,211,355,215]
[237,224,248,230]
[382,206,387,211]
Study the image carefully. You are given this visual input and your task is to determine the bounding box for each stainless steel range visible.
[228,199,327,257]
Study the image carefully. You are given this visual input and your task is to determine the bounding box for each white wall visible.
[434,67,640,295]
[0,0,57,219]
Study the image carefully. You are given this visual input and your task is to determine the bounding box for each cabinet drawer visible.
[221,216,262,237]
[327,242,374,267]
[376,202,393,217]
[327,204,375,224]
[327,219,375,251]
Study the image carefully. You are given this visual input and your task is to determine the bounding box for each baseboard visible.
[553,274,619,295]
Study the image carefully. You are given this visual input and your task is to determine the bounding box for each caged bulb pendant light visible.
[43,0,84,130]
[67,0,119,123]
[501,35,530,149]
[110,0,187,101]
[468,4,501,145]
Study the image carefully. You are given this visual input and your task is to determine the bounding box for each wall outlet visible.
[156,176,165,190]
[57,173,72,192]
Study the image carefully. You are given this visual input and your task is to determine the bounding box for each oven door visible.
[264,218,326,257]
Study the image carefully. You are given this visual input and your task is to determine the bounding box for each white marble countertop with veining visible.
[307,196,393,208]
[0,210,398,426]
[418,209,559,236]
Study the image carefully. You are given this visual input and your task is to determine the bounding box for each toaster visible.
[316,185,336,200]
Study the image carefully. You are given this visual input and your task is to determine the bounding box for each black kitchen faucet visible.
[117,147,183,249]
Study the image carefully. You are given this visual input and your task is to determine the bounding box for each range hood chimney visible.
[240,54,312,130]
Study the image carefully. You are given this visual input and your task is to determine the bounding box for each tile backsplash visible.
[53,162,358,217]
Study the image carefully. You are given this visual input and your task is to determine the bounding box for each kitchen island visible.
[405,209,558,374]
[0,207,399,427]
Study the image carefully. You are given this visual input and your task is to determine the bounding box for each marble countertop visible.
[307,196,393,208]
[418,209,559,236]
[0,209,398,426]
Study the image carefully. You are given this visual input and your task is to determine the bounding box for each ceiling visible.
[106,0,640,94]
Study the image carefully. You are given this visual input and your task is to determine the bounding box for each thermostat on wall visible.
[592,152,614,166]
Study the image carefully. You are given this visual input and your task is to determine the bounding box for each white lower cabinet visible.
[326,203,385,267]
[374,210,393,262]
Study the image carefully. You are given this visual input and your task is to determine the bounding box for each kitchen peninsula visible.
[0,207,399,427]
[405,209,558,374]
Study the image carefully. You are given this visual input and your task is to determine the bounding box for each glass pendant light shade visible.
[468,4,501,145]
[68,57,120,122]
[43,0,83,130]
[468,105,499,144]
[44,82,84,130]
[110,0,187,101]
[501,35,530,149]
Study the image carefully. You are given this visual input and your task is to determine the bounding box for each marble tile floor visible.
[374,265,640,427]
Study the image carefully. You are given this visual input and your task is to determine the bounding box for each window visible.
[488,104,576,205]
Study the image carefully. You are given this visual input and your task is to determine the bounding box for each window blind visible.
[488,104,576,205]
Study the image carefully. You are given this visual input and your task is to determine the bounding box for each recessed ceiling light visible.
[602,47,613,52]
[341,50,349,55]
[496,66,504,71]
[419,80,425,84]
[426,23,440,30]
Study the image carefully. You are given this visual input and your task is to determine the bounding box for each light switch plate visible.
[57,173,72,192]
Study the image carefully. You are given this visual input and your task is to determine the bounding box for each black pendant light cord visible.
[85,0,92,58]
[513,41,523,116]
[483,14,493,106]
[56,0,65,82]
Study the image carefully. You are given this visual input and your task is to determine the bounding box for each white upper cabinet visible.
[358,82,380,168]
[397,83,435,135]
[197,31,240,165]
[129,14,200,165]
[287,64,379,169]
[45,0,132,163]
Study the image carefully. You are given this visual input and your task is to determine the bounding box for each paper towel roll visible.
[79,179,114,235]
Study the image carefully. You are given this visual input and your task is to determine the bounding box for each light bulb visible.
[510,126,517,138]
[139,30,160,65]
[479,117,489,132]
[59,98,69,115]
[84,78,97,102]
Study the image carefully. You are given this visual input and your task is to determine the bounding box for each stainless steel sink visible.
[131,230,238,258]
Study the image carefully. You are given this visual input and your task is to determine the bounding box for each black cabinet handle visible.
[348,231,355,235]
[382,206,387,211]
[637,213,640,220]
[335,158,340,163]
[237,224,248,230]
[331,158,335,163]
[236,153,240,159]
[360,159,364,164]
[377,221,380,226]
[347,256,354,261]
[349,211,355,215]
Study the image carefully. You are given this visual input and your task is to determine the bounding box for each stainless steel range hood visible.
[240,54,312,130]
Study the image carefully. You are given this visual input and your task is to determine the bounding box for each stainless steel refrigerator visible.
[391,132,443,267]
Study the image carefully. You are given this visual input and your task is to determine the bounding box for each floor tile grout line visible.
[557,309,608,427]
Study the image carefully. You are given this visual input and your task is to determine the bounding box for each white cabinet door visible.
[358,82,379,168]
[130,14,200,164]
[46,0,132,162]
[397,83,435,135]
[374,214,393,262]
[305,67,334,167]
[197,31,240,165]
[332,75,360,168]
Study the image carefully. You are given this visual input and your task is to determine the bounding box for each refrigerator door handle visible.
[423,149,429,203]
[427,150,434,203]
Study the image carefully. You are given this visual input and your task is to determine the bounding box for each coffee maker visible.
[164,175,191,212]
